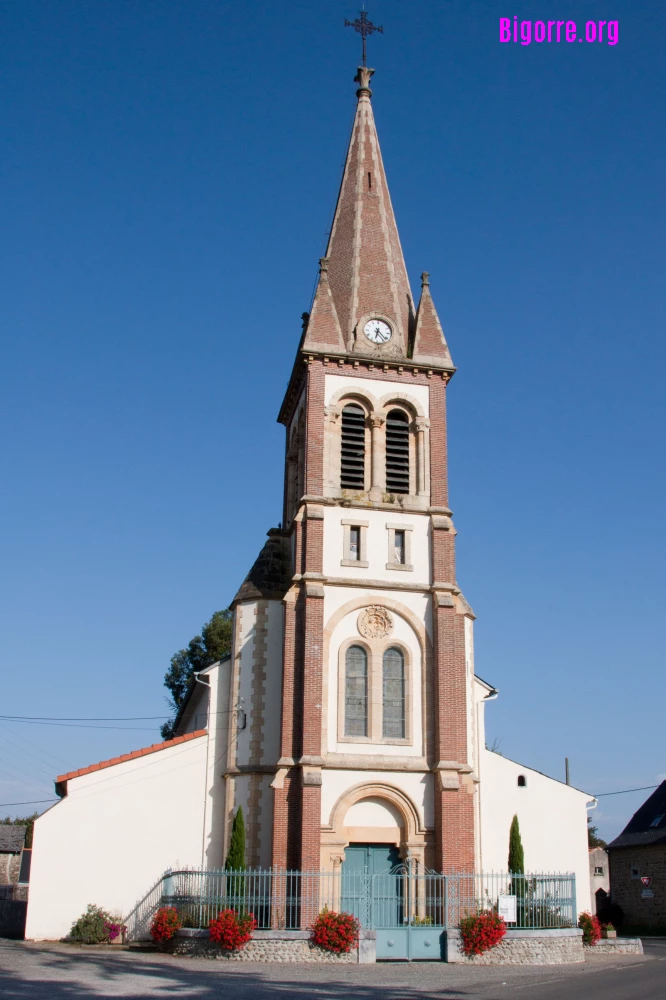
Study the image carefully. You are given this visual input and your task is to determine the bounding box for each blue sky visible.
[1,0,664,842]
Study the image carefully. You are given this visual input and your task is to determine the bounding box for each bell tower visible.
[271,63,478,876]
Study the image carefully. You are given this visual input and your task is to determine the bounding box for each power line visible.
[595,784,660,798]
[0,715,169,722]
[0,799,58,808]
[0,720,162,731]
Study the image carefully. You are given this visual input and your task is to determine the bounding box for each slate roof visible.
[0,826,27,852]
[608,781,666,849]
[234,529,293,603]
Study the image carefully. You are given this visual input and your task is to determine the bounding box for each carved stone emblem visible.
[357,606,393,639]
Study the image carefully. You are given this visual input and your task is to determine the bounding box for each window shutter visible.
[385,410,410,494]
[340,405,366,489]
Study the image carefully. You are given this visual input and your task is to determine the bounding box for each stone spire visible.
[302,67,415,358]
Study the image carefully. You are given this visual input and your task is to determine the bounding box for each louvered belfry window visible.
[340,404,366,489]
[385,409,410,494]
[382,647,405,739]
[344,645,368,737]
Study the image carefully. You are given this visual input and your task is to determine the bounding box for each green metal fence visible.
[125,867,576,941]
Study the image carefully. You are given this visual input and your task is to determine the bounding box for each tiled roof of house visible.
[608,781,666,849]
[0,826,27,852]
[55,729,207,788]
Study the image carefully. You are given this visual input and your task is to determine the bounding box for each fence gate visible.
[340,849,445,961]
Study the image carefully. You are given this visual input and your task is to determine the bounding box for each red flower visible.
[578,911,602,946]
[459,911,506,956]
[311,909,360,954]
[209,909,257,951]
[150,907,182,943]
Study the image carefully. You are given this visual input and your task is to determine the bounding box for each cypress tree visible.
[508,814,525,873]
[225,806,246,871]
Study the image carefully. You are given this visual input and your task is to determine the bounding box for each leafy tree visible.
[508,814,525,874]
[225,806,246,871]
[1,812,38,848]
[160,608,233,740]
[587,817,608,849]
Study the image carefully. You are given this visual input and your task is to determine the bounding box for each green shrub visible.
[67,904,117,944]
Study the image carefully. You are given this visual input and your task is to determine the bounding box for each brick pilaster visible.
[305,362,325,496]
[429,378,449,508]
[431,602,475,874]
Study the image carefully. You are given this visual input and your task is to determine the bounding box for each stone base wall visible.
[588,937,643,955]
[446,928,584,965]
[171,929,376,963]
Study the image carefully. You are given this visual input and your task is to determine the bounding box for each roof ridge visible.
[55,729,207,785]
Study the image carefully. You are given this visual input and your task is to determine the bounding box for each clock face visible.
[364,319,392,344]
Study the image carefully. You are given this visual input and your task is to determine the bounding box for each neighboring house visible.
[25,56,594,941]
[608,781,666,927]
[589,846,610,914]
[0,826,27,893]
[0,826,30,940]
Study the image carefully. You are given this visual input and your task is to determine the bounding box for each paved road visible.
[0,939,664,999]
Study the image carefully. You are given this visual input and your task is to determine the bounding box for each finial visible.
[354,66,375,97]
[319,257,330,273]
[345,8,383,67]
[421,271,430,288]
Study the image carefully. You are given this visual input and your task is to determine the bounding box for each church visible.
[26,62,593,941]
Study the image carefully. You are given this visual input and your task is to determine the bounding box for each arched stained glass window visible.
[382,647,405,739]
[345,645,368,737]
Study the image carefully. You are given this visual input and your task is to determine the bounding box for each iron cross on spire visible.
[344,8,383,67]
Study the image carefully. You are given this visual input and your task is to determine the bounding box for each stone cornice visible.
[277,352,454,427]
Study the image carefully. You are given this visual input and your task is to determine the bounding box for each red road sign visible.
[641,876,652,887]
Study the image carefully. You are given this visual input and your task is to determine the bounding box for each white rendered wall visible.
[324,374,430,416]
[325,602,424,757]
[234,600,284,769]
[322,506,431,585]
[479,749,593,914]
[324,587,431,641]
[321,769,433,831]
[25,735,208,941]
[344,797,404,828]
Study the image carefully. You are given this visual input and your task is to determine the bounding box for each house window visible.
[393,530,405,564]
[382,647,405,739]
[594,866,604,876]
[517,775,526,787]
[385,409,410,494]
[341,520,369,568]
[630,866,640,879]
[649,814,665,828]
[345,645,368,737]
[340,404,366,489]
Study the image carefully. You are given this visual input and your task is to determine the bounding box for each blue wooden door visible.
[342,844,406,958]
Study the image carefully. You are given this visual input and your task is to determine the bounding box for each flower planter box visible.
[602,929,617,939]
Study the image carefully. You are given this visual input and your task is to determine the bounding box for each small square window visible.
[649,814,664,828]
[341,520,369,568]
[385,523,413,571]
[594,866,604,876]
[630,866,640,879]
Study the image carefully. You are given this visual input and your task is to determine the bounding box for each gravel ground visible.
[0,938,664,999]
